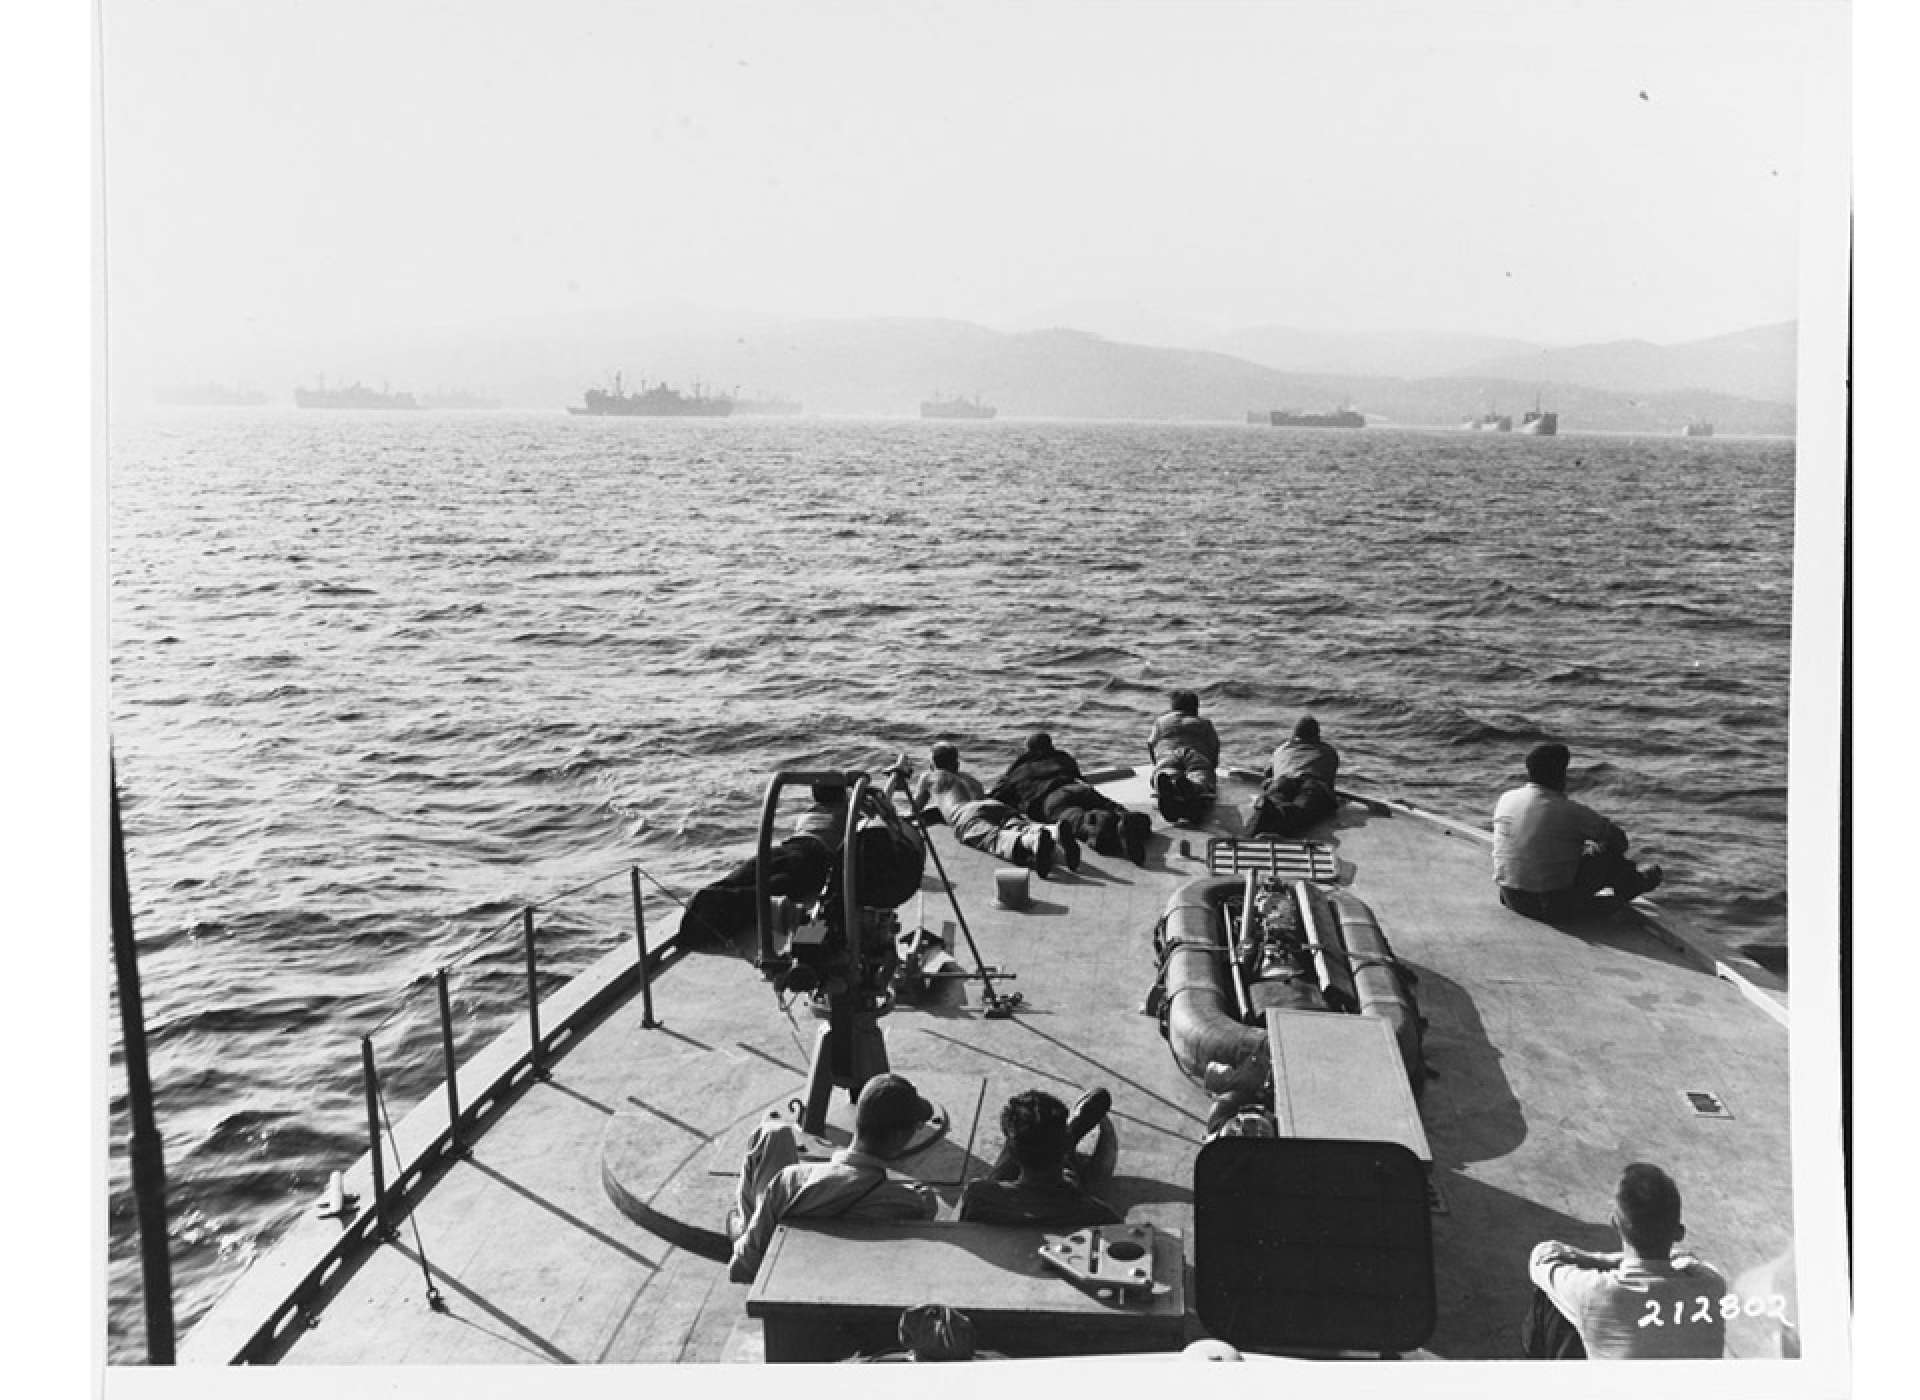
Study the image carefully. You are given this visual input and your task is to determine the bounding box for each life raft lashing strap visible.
[1157,936,1232,962]
[1148,896,1241,1028]
[1154,906,1234,959]
[1205,837,1338,883]
[1297,881,1359,1013]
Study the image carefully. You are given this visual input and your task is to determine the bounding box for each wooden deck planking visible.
[246,767,1792,1365]
[1320,792,1793,1358]
[879,809,1213,1239]
[283,1084,673,1364]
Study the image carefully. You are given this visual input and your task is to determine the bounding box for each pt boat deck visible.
[181,766,1793,1364]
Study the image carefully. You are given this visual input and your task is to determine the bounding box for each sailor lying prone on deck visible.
[682,778,853,943]
[907,744,1081,878]
[988,730,1153,867]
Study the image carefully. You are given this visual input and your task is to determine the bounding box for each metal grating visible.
[1681,1089,1733,1119]
[1205,837,1340,883]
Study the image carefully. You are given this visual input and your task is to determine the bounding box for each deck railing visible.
[357,862,669,1237]
[196,861,681,1363]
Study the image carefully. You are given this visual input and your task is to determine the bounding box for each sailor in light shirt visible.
[1526,1163,1728,1359]
[726,1073,938,1283]
[1492,743,1661,919]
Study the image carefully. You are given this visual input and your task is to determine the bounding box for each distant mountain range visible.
[1444,321,1796,404]
[134,311,1798,435]
[1201,326,1544,381]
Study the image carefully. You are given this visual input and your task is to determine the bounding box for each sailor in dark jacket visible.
[990,731,1152,866]
[989,730,1084,811]
[682,779,849,942]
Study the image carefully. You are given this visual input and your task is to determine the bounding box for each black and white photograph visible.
[82,0,1859,1393]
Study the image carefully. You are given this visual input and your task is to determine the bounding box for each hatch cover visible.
[1206,838,1339,882]
[1681,1089,1733,1119]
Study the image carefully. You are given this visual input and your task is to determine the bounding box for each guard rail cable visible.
[200,856,687,1363]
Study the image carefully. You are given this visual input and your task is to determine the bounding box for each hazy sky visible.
[101,0,1838,369]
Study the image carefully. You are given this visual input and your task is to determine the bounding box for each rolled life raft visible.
[1154,871,1425,1091]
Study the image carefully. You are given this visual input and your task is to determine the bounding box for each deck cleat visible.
[1037,1223,1166,1301]
[314,1170,359,1222]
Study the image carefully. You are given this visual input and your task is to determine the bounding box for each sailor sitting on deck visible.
[1245,714,1341,837]
[727,1073,940,1283]
[1523,1162,1729,1359]
[959,1088,1120,1230]
[906,744,1079,878]
[989,731,1153,867]
[1492,743,1663,921]
[1147,689,1221,821]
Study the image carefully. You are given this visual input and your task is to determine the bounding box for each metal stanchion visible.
[629,867,658,1028]
[522,908,544,1074]
[435,969,462,1150]
[360,1037,391,1237]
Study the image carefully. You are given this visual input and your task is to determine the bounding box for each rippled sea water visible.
[105,412,1796,1358]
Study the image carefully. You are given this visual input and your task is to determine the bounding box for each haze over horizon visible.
[101,0,1835,388]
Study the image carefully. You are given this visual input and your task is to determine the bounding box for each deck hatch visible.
[1682,1090,1733,1119]
[1193,1136,1436,1354]
[1206,838,1339,883]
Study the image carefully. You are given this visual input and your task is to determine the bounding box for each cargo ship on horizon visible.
[1515,392,1559,436]
[920,392,997,420]
[1264,406,1364,429]
[569,374,734,418]
[294,381,420,410]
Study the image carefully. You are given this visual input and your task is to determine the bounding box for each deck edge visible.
[1339,788,1790,1030]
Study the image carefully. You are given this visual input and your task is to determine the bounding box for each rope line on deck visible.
[372,1075,445,1313]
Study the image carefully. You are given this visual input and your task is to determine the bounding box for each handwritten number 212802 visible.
[1637,1294,1788,1328]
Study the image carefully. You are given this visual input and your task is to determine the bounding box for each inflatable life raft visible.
[1154,874,1425,1092]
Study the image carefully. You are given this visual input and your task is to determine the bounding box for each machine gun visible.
[752,769,927,1134]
